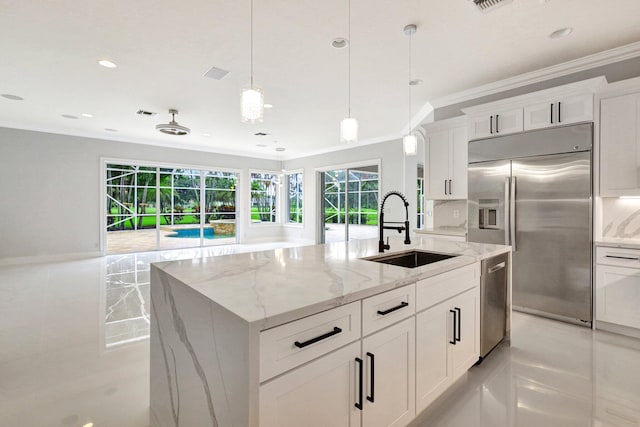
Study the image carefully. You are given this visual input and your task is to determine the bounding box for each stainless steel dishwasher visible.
[480,252,509,358]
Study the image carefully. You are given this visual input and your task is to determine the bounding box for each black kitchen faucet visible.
[378,191,411,252]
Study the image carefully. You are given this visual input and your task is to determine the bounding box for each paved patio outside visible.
[107,227,236,254]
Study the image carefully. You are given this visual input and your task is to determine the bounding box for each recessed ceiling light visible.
[275,147,286,152]
[81,113,93,118]
[83,423,94,427]
[105,128,118,132]
[202,133,211,137]
[98,59,117,68]
[1,94,24,101]
[62,114,79,119]
[549,27,573,39]
[264,104,273,109]
[409,79,423,86]
[256,144,268,147]
[331,38,348,49]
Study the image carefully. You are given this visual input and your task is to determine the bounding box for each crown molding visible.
[430,40,640,109]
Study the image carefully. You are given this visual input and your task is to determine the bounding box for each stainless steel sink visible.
[362,250,458,269]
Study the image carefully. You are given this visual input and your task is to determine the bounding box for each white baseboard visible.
[596,320,640,340]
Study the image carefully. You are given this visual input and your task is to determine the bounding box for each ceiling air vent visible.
[470,0,513,13]
[203,66,230,81]
[254,132,269,136]
[137,109,157,116]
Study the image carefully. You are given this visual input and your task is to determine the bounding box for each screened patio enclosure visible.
[105,163,238,254]
[321,166,379,243]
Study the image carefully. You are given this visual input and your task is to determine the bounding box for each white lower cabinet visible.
[260,341,362,427]
[362,318,415,427]
[595,246,640,331]
[416,287,480,413]
[260,265,482,427]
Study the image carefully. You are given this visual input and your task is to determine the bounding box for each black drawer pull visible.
[450,309,457,345]
[455,307,461,342]
[377,301,409,316]
[605,255,640,261]
[366,352,375,403]
[355,357,363,410]
[294,327,342,348]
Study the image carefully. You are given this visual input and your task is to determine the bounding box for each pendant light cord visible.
[348,0,351,117]
[408,30,412,132]
[250,0,254,87]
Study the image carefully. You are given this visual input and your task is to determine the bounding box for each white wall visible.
[283,139,424,244]
[0,127,281,260]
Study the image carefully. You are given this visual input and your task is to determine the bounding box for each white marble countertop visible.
[596,238,640,250]
[153,236,510,330]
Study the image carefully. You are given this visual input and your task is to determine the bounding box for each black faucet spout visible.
[378,191,411,253]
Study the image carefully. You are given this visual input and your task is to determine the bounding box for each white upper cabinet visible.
[467,108,523,140]
[423,116,468,200]
[463,77,604,141]
[600,92,640,197]
[524,94,593,131]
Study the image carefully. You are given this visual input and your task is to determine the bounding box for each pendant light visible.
[241,0,264,123]
[340,0,358,143]
[403,24,418,156]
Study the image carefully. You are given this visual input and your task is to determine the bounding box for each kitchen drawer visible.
[362,283,415,336]
[416,263,479,313]
[260,302,361,382]
[596,246,640,268]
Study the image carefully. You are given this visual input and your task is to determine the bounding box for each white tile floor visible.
[1,246,640,427]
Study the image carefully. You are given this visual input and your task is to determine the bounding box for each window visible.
[250,172,278,223]
[105,162,238,254]
[286,172,303,224]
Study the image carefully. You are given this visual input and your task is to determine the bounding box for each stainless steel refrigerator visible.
[467,123,592,326]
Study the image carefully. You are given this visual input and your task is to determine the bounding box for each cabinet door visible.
[260,341,361,427]
[449,126,468,199]
[524,101,554,131]
[600,94,640,196]
[468,114,493,141]
[415,300,452,413]
[596,265,640,329]
[362,318,415,427]
[450,287,480,380]
[493,108,523,136]
[427,130,450,199]
[557,94,593,125]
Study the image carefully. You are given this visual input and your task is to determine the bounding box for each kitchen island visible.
[150,236,511,427]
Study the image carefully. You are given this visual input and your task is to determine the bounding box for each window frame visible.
[249,169,281,226]
[284,169,304,227]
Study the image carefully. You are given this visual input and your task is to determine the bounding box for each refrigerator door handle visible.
[505,177,511,245]
[510,176,517,252]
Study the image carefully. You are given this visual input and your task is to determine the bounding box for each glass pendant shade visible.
[340,117,358,143]
[403,134,418,156]
[240,87,264,123]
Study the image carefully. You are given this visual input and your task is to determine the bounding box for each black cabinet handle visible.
[558,102,561,123]
[490,115,493,134]
[377,301,409,316]
[551,103,554,124]
[449,309,457,345]
[496,114,500,133]
[294,327,342,348]
[366,352,375,403]
[455,307,461,342]
[355,357,363,410]
[449,179,452,195]
[444,180,447,195]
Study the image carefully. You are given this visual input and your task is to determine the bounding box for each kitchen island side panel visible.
[150,264,259,427]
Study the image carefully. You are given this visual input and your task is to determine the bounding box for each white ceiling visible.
[1,0,640,159]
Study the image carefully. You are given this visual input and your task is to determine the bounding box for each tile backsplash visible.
[602,198,640,239]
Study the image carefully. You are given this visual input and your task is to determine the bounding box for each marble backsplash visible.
[602,198,640,239]
[432,199,468,232]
